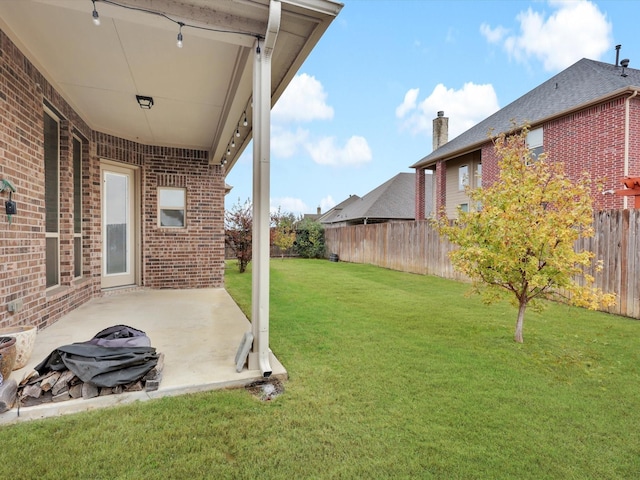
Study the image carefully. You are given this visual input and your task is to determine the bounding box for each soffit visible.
[0,0,342,169]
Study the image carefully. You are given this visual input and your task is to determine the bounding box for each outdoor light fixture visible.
[243,112,248,127]
[88,1,264,48]
[226,147,231,156]
[136,95,154,109]
[176,22,184,48]
[231,138,236,148]
[92,0,100,26]
[235,127,240,137]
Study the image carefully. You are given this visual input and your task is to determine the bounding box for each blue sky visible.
[224,0,640,216]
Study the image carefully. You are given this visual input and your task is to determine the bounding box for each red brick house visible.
[412,57,640,219]
[0,0,341,376]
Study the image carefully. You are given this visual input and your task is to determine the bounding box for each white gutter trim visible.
[624,89,639,209]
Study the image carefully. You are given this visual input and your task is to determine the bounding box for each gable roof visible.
[412,58,640,168]
[320,172,432,224]
[317,194,361,224]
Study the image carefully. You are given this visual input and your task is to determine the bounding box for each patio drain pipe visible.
[250,0,281,378]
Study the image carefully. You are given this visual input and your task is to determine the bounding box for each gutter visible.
[250,0,281,378]
[624,89,639,208]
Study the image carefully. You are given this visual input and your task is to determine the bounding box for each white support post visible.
[249,0,281,377]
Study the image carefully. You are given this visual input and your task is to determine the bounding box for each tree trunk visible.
[514,300,526,343]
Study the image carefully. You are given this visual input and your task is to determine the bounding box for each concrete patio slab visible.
[0,288,286,425]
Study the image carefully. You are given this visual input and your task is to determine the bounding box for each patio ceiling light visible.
[177,22,184,48]
[88,0,264,50]
[136,95,154,109]
[91,0,100,26]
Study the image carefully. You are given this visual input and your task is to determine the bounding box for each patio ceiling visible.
[0,0,342,169]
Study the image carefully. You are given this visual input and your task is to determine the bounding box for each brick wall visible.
[142,147,225,288]
[544,98,627,210]
[0,29,225,330]
[456,95,640,211]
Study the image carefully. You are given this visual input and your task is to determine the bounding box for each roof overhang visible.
[0,0,342,171]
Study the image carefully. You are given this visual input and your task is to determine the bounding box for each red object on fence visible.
[615,177,640,208]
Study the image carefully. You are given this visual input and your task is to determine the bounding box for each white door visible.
[101,164,137,288]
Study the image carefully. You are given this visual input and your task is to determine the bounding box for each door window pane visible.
[105,172,128,275]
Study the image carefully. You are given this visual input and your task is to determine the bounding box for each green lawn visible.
[1,258,639,479]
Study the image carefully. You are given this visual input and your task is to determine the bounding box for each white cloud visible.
[271,126,309,158]
[395,88,420,118]
[272,73,334,123]
[271,197,309,216]
[482,0,612,71]
[480,23,509,44]
[305,135,372,167]
[320,195,335,213]
[397,82,500,141]
[445,27,457,44]
[270,73,372,169]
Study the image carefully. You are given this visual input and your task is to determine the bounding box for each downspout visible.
[250,0,281,377]
[624,89,639,209]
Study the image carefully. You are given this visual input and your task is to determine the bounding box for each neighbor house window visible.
[44,108,60,288]
[526,127,543,163]
[73,135,82,278]
[459,165,469,191]
[459,203,469,213]
[158,187,186,227]
[476,162,482,188]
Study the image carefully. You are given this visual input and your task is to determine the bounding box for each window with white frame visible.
[476,162,482,188]
[158,187,186,227]
[459,165,469,191]
[44,108,60,288]
[73,135,83,278]
[459,203,469,213]
[526,127,543,163]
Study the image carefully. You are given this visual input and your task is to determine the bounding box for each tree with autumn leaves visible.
[435,126,615,343]
[225,198,253,273]
[271,208,298,259]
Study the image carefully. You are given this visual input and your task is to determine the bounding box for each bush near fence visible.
[324,210,640,319]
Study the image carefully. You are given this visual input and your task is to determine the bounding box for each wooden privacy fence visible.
[324,210,640,320]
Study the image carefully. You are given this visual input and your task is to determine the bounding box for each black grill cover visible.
[35,325,159,388]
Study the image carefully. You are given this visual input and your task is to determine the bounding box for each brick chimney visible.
[433,111,448,151]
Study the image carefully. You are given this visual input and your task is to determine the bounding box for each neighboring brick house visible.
[412,57,640,219]
[0,0,341,355]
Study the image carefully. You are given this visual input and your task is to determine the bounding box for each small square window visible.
[158,187,186,227]
[459,203,469,213]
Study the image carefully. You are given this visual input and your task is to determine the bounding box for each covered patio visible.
[1,286,286,425]
[0,0,341,419]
